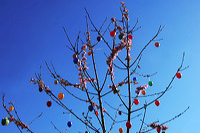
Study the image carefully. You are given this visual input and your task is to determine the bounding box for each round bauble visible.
[155,42,160,47]
[142,90,146,95]
[119,127,123,133]
[110,31,116,37]
[97,36,102,42]
[155,100,160,106]
[54,80,58,84]
[176,73,182,79]
[126,121,132,129]
[1,119,6,126]
[67,121,72,127]
[88,52,92,56]
[58,93,64,100]
[9,106,14,112]
[73,57,79,64]
[128,35,133,40]
[88,105,94,112]
[118,111,122,115]
[95,111,98,115]
[1,118,9,126]
[134,99,139,105]
[133,77,137,81]
[47,101,52,107]
[118,34,124,40]
[39,87,43,92]
[148,81,153,86]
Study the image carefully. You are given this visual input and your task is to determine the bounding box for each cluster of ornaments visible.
[150,123,168,133]
[117,122,132,133]
[2,105,28,130]
[1,106,14,126]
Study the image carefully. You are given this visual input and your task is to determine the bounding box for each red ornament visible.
[47,101,52,107]
[95,111,98,115]
[119,127,123,133]
[155,100,160,106]
[128,35,133,40]
[156,128,161,133]
[134,99,139,105]
[88,52,92,56]
[72,54,77,58]
[110,31,116,37]
[176,73,182,79]
[126,121,132,129]
[154,42,160,47]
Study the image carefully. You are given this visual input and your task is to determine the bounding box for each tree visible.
[2,2,189,133]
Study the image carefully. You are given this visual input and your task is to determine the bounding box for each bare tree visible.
[2,2,189,133]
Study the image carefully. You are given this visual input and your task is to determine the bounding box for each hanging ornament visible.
[118,111,122,115]
[97,36,102,42]
[5,118,9,126]
[119,127,123,133]
[118,34,124,40]
[110,31,116,37]
[67,121,72,127]
[58,93,64,100]
[148,81,153,86]
[133,77,137,81]
[95,111,98,115]
[85,131,90,133]
[47,101,52,107]
[1,118,9,126]
[154,42,160,47]
[155,100,160,106]
[128,35,133,40]
[88,52,92,56]
[157,127,161,133]
[54,80,58,84]
[1,118,6,126]
[88,105,94,112]
[134,99,139,105]
[142,90,146,95]
[72,54,77,58]
[39,87,43,92]
[176,73,182,79]
[73,57,79,64]
[9,106,14,112]
[126,121,132,129]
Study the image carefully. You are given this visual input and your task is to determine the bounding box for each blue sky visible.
[0,0,200,132]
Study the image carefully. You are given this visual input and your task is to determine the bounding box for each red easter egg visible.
[134,99,139,105]
[88,52,92,56]
[154,42,160,47]
[119,127,123,133]
[72,54,77,58]
[156,128,161,133]
[128,35,133,40]
[155,100,160,106]
[126,121,132,129]
[95,111,98,115]
[47,101,52,107]
[110,31,116,37]
[176,73,182,79]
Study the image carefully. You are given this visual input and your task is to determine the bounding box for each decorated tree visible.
[2,2,189,133]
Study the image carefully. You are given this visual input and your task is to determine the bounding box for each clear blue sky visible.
[0,0,200,132]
